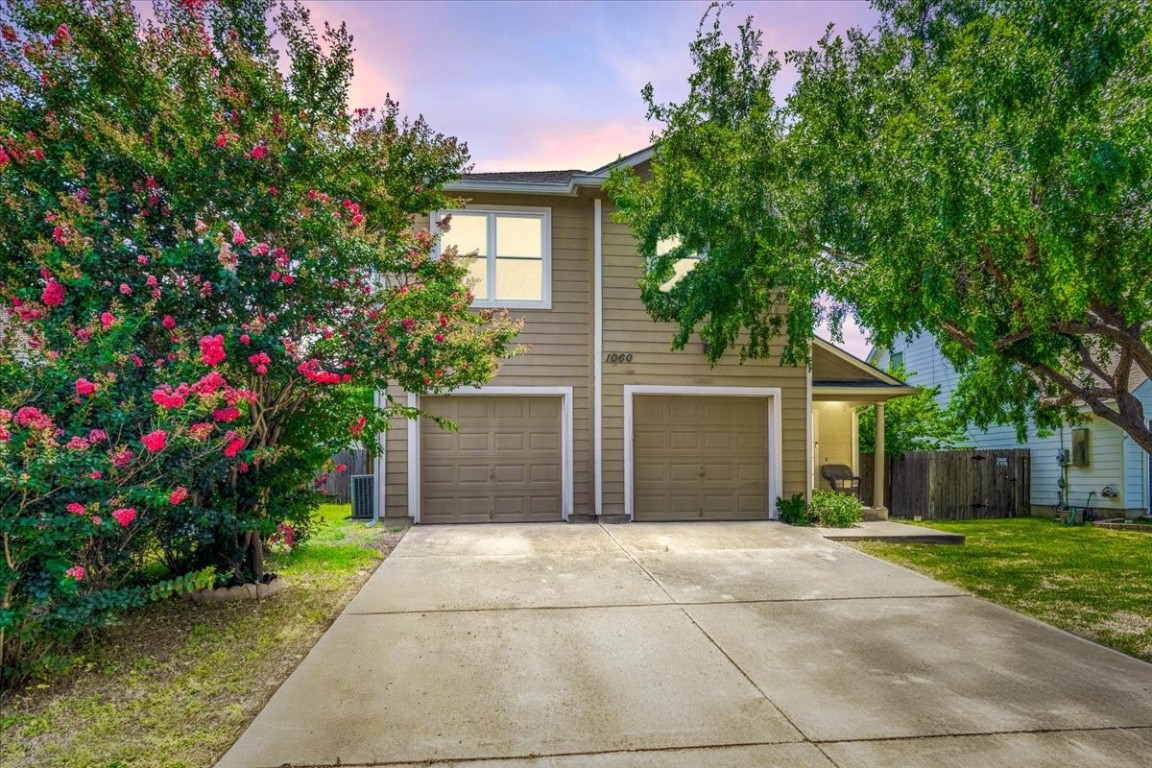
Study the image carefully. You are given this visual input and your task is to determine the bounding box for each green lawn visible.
[856,517,1152,662]
[0,505,404,768]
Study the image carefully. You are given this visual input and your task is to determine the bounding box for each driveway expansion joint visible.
[245,739,817,768]
[811,723,1152,746]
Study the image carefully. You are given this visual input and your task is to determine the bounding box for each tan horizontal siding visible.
[386,192,595,519]
[599,200,809,517]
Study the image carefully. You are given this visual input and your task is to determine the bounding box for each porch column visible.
[873,401,885,508]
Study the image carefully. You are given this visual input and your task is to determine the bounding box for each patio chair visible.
[820,464,861,499]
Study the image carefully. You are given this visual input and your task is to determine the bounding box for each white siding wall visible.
[883,333,1149,514]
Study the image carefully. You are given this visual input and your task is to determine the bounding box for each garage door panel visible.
[634,395,769,522]
[528,431,560,451]
[670,431,703,450]
[421,395,562,524]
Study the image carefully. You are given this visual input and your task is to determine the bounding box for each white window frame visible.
[431,205,552,310]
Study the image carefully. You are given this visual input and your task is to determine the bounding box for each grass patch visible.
[855,517,1152,662]
[1,505,404,768]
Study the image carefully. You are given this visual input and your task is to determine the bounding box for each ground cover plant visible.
[0,0,519,684]
[856,518,1152,662]
[0,504,398,768]
[808,489,863,528]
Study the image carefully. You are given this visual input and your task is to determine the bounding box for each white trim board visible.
[593,197,604,516]
[406,386,574,523]
[622,385,784,521]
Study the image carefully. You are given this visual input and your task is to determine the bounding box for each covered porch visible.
[811,340,918,518]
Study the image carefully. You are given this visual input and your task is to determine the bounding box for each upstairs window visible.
[654,235,701,292]
[434,208,551,309]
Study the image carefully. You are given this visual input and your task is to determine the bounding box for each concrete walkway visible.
[818,520,966,544]
[217,522,1152,768]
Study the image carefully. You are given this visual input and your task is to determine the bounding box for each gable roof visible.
[812,337,918,401]
[446,146,654,196]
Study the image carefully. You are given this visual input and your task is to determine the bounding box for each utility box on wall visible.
[1071,428,1090,467]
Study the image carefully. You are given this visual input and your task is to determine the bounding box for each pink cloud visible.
[477,119,654,172]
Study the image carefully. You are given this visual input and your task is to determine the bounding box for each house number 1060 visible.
[605,353,633,364]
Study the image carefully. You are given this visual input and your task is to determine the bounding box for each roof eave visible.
[444,174,606,197]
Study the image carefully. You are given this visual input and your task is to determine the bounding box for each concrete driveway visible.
[217,522,1152,768]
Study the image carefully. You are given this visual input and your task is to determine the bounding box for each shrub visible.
[0,0,521,685]
[776,493,812,526]
[809,489,864,528]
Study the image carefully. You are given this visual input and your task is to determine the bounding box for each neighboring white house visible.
[869,334,1152,518]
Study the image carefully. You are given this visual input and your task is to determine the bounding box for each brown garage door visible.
[633,395,769,521]
[420,396,562,524]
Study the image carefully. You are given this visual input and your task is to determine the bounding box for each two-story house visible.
[373,147,915,524]
[870,334,1152,518]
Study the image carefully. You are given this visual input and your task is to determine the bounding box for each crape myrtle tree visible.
[0,0,519,678]
[607,0,1152,452]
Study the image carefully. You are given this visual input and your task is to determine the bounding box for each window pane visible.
[441,213,488,257]
[659,257,699,292]
[465,255,489,299]
[496,216,542,258]
[495,257,543,301]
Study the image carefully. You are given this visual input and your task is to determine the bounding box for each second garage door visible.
[420,396,562,524]
[633,395,770,521]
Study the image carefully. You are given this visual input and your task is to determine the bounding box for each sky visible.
[299,0,881,356]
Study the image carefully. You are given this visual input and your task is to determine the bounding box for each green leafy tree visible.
[607,0,1152,452]
[858,365,965,455]
[0,0,519,682]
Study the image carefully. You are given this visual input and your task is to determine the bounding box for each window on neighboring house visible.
[890,351,904,369]
[654,235,701,292]
[434,208,551,309]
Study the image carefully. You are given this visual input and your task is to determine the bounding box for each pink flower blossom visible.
[112,507,137,527]
[89,470,103,479]
[223,436,246,457]
[188,422,214,440]
[67,502,86,515]
[88,429,107,443]
[77,329,92,343]
[52,226,68,244]
[75,377,97,396]
[215,131,230,148]
[119,283,132,295]
[239,333,250,345]
[110,448,133,467]
[335,463,347,473]
[152,388,186,409]
[350,416,366,436]
[191,371,226,395]
[250,144,267,160]
[282,275,294,285]
[199,334,226,366]
[51,23,71,48]
[162,315,175,330]
[213,406,241,423]
[64,566,85,581]
[170,486,189,505]
[141,430,167,452]
[231,226,246,245]
[100,312,116,329]
[14,406,51,429]
[351,213,365,226]
[41,279,65,306]
[90,516,102,525]
[66,435,90,451]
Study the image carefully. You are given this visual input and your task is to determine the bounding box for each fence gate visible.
[860,449,1030,520]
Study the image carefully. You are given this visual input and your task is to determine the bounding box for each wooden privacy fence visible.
[859,449,1030,520]
[316,448,369,504]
